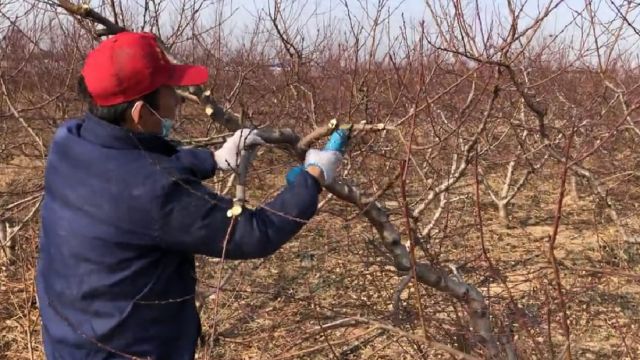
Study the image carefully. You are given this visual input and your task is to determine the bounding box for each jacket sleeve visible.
[170,148,217,180]
[157,170,321,259]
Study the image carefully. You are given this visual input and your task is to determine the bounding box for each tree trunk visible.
[0,222,12,264]
[498,202,510,226]
[569,175,579,200]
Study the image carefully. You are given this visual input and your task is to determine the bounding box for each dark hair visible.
[77,75,160,126]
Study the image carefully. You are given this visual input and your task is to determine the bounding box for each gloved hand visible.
[286,128,350,185]
[303,150,343,184]
[214,128,265,170]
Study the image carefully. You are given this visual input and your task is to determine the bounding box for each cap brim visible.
[166,64,209,86]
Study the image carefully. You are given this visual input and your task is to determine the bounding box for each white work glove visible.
[214,128,264,170]
[290,128,349,185]
[304,149,343,184]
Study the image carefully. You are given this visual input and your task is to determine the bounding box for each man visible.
[36,31,346,359]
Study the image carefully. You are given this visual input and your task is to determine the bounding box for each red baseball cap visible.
[81,31,208,106]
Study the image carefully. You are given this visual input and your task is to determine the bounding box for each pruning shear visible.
[283,118,353,187]
[324,118,353,154]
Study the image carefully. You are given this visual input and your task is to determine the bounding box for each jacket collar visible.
[80,112,178,156]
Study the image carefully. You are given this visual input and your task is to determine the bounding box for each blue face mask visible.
[137,101,174,138]
[160,118,173,138]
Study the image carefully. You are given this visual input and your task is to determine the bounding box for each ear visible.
[130,101,144,125]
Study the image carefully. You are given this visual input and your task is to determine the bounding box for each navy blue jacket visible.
[36,113,320,359]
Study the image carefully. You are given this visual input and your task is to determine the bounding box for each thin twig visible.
[548,125,576,360]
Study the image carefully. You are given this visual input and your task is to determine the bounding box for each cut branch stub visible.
[58,0,126,36]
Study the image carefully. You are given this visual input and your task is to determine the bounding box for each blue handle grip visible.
[324,128,350,153]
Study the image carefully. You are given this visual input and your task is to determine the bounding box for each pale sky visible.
[1,1,637,59]
[209,0,637,61]
[226,0,621,36]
